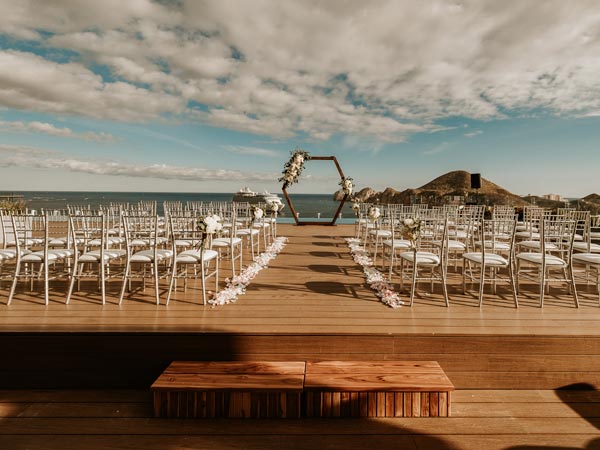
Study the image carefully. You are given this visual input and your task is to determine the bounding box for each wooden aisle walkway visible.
[0,389,599,450]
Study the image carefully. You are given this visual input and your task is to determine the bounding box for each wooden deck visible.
[1,224,599,334]
[0,388,599,449]
[1,224,600,390]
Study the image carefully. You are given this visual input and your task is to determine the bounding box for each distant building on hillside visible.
[543,193,563,202]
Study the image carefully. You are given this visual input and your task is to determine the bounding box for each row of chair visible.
[0,202,277,306]
[355,204,600,307]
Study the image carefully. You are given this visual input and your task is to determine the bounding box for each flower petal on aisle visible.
[209,237,288,306]
[346,237,404,309]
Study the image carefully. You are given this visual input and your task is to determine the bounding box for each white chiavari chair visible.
[463,218,518,307]
[119,213,172,305]
[66,213,125,304]
[516,215,578,307]
[211,208,243,277]
[397,215,450,307]
[166,214,219,306]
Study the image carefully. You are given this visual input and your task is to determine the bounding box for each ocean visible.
[10,191,356,223]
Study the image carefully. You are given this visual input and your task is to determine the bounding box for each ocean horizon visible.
[4,190,355,220]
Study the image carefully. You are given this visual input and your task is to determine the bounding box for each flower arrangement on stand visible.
[339,177,354,197]
[279,148,311,189]
[352,202,361,217]
[401,217,422,249]
[209,237,288,306]
[197,214,223,247]
[346,238,403,308]
[367,205,381,222]
[251,205,264,222]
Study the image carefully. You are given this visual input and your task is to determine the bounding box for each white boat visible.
[232,187,285,211]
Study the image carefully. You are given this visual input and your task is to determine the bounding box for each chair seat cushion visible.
[131,249,173,262]
[237,228,260,236]
[0,248,31,259]
[573,242,600,253]
[519,240,558,251]
[80,249,126,262]
[22,251,60,262]
[212,237,242,247]
[368,230,392,238]
[572,253,600,265]
[382,239,411,249]
[463,252,508,266]
[48,248,76,258]
[516,252,567,267]
[476,241,511,251]
[516,231,540,239]
[399,251,440,265]
[176,249,218,263]
[447,239,467,251]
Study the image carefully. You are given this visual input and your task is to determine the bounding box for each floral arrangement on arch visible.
[279,148,311,189]
[402,217,422,249]
[339,177,354,197]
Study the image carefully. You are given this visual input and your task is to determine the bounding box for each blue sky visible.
[0,1,599,197]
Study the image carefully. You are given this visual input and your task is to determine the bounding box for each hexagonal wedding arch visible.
[282,156,348,226]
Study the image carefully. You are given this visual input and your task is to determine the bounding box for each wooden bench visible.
[151,361,305,418]
[304,361,454,417]
[151,360,454,419]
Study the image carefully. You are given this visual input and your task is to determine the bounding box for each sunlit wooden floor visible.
[0,389,598,450]
[1,224,599,335]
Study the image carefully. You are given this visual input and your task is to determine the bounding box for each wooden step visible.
[304,361,454,418]
[151,361,305,419]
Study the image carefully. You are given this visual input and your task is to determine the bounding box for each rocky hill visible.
[354,170,529,206]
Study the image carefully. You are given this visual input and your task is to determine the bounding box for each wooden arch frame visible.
[282,156,348,226]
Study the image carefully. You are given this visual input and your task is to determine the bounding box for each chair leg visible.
[8,262,21,305]
[100,262,106,306]
[441,265,449,307]
[166,261,177,306]
[119,261,130,305]
[508,261,518,308]
[478,264,485,307]
[569,265,579,308]
[44,261,49,306]
[154,261,160,306]
[410,263,417,307]
[66,261,80,304]
[201,261,206,306]
[539,267,545,308]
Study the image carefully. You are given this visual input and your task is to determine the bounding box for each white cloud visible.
[223,145,280,158]
[464,130,483,138]
[1,0,600,142]
[0,144,275,182]
[0,120,116,142]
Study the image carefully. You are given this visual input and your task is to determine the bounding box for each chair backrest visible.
[540,215,576,263]
[568,210,591,247]
[10,213,48,257]
[168,214,208,253]
[492,205,516,220]
[122,214,161,259]
[69,213,107,257]
[479,218,517,258]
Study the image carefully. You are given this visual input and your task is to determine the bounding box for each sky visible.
[0,0,599,197]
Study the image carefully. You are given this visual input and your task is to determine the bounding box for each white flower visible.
[368,206,381,221]
[403,218,414,227]
[269,202,280,212]
[352,202,360,211]
[294,154,304,164]
[253,207,264,220]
